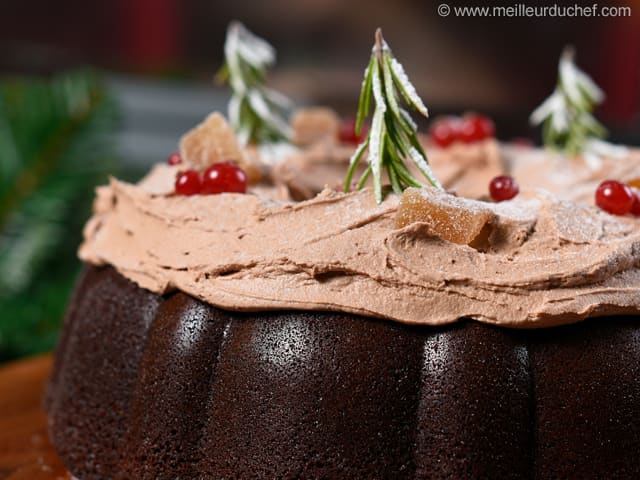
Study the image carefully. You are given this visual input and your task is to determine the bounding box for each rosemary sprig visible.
[218,21,293,146]
[530,46,607,157]
[344,28,442,204]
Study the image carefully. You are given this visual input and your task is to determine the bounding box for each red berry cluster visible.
[430,113,496,148]
[489,175,519,202]
[338,118,369,145]
[595,180,640,216]
[168,152,248,196]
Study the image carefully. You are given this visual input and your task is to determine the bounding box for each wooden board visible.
[0,355,70,480]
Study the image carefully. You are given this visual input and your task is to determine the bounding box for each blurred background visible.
[0,0,638,362]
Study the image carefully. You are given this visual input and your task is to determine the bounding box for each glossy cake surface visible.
[46,265,640,479]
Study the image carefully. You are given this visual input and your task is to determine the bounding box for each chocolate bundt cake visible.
[46,265,640,479]
[43,103,640,477]
[43,25,640,478]
[44,120,640,478]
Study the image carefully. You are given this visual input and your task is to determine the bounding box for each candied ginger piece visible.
[179,112,262,182]
[395,187,494,246]
[291,107,340,146]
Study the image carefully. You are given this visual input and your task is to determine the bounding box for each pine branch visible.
[218,21,293,146]
[0,70,118,361]
[345,28,442,204]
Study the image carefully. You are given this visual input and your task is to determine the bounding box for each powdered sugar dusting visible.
[371,62,387,113]
[389,57,428,117]
[399,107,417,131]
[409,147,442,189]
[368,109,384,199]
[417,186,538,223]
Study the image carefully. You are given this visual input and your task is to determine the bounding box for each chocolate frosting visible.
[79,156,640,328]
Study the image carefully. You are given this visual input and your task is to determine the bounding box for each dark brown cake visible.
[45,265,640,479]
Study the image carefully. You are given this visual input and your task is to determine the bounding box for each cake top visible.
[78,131,640,328]
[78,26,640,329]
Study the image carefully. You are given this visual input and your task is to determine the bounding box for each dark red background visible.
[0,0,637,139]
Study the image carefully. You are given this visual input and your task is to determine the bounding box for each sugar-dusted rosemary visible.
[218,21,293,146]
[344,29,442,204]
[344,29,442,203]
[530,46,607,157]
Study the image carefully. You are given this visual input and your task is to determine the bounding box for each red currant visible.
[429,118,460,148]
[629,181,640,217]
[175,169,202,196]
[595,180,634,215]
[489,175,519,202]
[202,162,248,194]
[338,118,368,144]
[167,151,183,165]
[459,114,495,143]
[630,191,640,217]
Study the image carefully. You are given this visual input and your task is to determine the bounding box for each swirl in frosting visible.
[79,157,640,328]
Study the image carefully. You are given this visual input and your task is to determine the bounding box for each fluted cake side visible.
[45,266,640,479]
